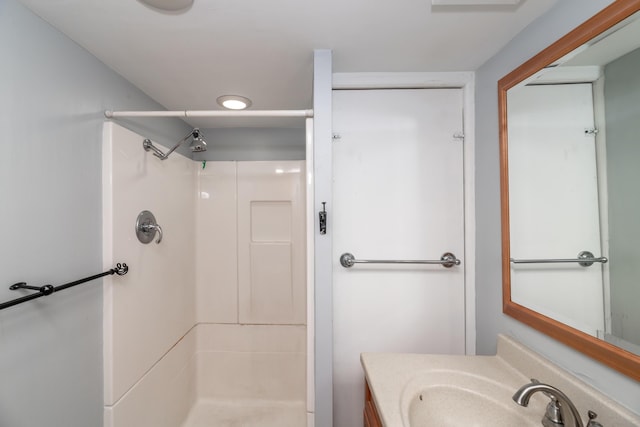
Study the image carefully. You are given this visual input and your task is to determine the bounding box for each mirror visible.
[500,0,640,381]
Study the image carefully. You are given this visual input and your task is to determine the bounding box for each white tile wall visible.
[102,123,196,406]
[196,323,306,353]
[196,162,238,323]
[237,161,306,325]
[104,324,306,426]
[195,324,306,401]
[197,161,306,326]
[104,328,197,427]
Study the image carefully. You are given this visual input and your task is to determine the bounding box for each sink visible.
[361,337,640,427]
[399,370,543,427]
[405,386,539,427]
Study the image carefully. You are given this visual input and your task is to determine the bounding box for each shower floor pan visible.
[180,399,306,427]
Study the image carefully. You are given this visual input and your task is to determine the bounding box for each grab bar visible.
[339,252,461,269]
[0,263,129,311]
[510,251,607,267]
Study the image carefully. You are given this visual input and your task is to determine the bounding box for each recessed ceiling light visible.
[137,0,194,12]
[217,95,253,110]
[432,0,521,4]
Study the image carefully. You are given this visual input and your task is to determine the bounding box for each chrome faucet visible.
[512,380,603,427]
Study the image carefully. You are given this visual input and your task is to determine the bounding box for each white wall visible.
[475,0,640,414]
[0,2,190,426]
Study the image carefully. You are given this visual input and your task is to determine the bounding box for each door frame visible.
[310,67,476,427]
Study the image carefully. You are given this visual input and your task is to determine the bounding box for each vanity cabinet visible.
[364,380,383,427]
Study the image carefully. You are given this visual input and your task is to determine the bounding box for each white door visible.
[332,89,466,427]
[508,84,604,336]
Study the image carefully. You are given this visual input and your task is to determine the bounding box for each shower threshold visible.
[180,398,306,427]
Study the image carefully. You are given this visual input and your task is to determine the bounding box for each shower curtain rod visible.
[104,109,314,119]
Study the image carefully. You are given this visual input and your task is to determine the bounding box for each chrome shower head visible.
[143,128,207,160]
[189,128,207,152]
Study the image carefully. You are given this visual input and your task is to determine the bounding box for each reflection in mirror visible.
[508,82,604,338]
[604,43,640,353]
[500,0,640,381]
[508,9,640,354]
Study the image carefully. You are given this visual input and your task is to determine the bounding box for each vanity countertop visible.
[361,334,640,427]
[361,351,541,426]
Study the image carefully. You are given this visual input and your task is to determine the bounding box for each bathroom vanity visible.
[364,381,383,427]
[361,335,640,427]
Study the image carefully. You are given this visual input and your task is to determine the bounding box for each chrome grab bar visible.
[339,252,461,269]
[510,251,607,267]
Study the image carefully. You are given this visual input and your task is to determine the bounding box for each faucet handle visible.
[543,397,564,427]
[528,379,564,427]
[586,411,603,427]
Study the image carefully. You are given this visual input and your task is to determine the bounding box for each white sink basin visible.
[400,370,542,427]
[361,337,640,427]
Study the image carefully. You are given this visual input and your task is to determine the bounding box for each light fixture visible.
[432,0,521,5]
[217,95,252,110]
[137,0,194,12]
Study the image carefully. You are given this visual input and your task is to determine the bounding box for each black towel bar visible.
[0,263,128,311]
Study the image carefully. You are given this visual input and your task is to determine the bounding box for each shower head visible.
[143,128,207,160]
[189,129,207,152]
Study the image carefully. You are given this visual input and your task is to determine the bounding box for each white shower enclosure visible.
[102,122,310,427]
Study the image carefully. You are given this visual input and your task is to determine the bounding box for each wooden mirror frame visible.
[499,0,640,381]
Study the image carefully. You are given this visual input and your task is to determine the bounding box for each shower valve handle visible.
[136,210,163,244]
[143,223,163,244]
[153,224,162,244]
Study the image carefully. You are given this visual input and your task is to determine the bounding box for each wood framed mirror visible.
[500,0,640,381]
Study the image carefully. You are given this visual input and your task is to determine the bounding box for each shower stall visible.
[101,119,313,427]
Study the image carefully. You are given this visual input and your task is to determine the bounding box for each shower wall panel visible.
[238,162,306,325]
[194,324,306,400]
[196,161,306,325]
[104,328,197,427]
[103,123,197,412]
[196,162,238,323]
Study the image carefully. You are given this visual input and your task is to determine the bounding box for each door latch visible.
[319,202,327,235]
[453,132,465,142]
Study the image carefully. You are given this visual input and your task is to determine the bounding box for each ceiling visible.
[19,0,558,128]
[565,10,640,67]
